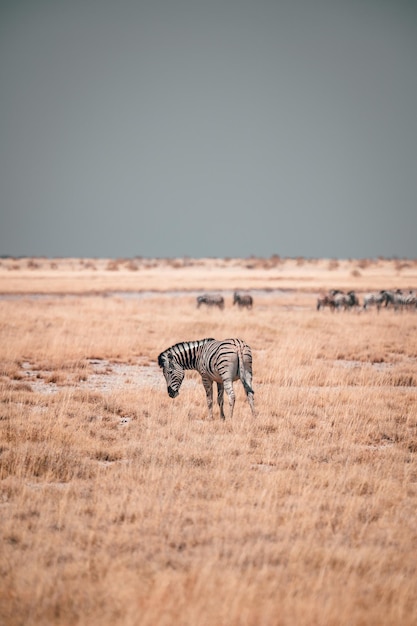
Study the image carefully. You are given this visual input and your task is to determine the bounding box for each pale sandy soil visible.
[20,358,162,395]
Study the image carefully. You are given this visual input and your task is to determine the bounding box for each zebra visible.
[196,294,225,310]
[380,290,397,309]
[390,290,417,311]
[379,289,406,310]
[333,291,360,310]
[316,293,336,311]
[233,291,253,309]
[363,291,387,311]
[402,291,417,309]
[158,338,255,420]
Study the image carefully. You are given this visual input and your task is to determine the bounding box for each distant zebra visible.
[233,292,253,309]
[333,291,360,310]
[391,290,417,311]
[196,294,225,310]
[316,293,336,311]
[158,338,255,420]
[363,291,387,311]
[381,290,398,309]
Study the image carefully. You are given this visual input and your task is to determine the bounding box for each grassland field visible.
[0,257,416,626]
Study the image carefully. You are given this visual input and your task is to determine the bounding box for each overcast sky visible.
[1,0,416,259]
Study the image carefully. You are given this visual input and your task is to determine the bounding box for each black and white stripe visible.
[196,294,225,310]
[390,290,417,311]
[158,338,255,420]
[233,292,253,309]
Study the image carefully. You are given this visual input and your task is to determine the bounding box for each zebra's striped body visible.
[233,292,253,309]
[363,291,386,311]
[333,291,359,310]
[316,294,336,311]
[391,290,417,311]
[196,294,225,310]
[158,338,255,420]
[381,290,397,308]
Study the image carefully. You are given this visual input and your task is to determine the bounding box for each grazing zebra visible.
[316,293,336,311]
[196,294,225,310]
[158,338,255,420]
[380,290,397,308]
[363,291,387,311]
[333,291,360,310]
[233,291,253,309]
[390,290,417,311]
[403,291,417,309]
[379,290,406,310]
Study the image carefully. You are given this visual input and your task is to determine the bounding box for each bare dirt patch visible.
[21,358,162,394]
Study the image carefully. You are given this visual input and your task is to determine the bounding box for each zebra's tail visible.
[238,347,254,395]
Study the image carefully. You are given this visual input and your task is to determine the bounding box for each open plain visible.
[1,256,416,625]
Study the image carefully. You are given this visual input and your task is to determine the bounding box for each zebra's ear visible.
[157,353,165,368]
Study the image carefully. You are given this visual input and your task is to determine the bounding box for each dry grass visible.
[0,259,417,625]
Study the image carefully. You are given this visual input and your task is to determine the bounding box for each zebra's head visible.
[158,350,184,398]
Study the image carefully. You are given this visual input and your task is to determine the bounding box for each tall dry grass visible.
[0,268,417,625]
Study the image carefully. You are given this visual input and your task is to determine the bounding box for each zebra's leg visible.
[217,382,225,420]
[202,377,214,419]
[242,370,256,417]
[246,389,255,416]
[223,380,236,419]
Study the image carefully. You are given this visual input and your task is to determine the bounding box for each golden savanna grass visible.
[1,258,417,625]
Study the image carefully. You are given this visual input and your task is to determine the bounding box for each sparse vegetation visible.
[0,258,416,625]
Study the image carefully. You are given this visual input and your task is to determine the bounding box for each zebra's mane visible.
[158,338,215,368]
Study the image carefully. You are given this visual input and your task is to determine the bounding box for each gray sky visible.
[1,0,416,259]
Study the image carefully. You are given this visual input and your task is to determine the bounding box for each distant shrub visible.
[269,255,282,267]
[356,258,372,269]
[106,260,121,271]
[82,260,97,270]
[395,260,411,272]
[125,260,138,271]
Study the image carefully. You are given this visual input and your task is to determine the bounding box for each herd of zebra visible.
[197,292,253,310]
[317,289,417,311]
[158,286,416,420]
[197,289,417,312]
